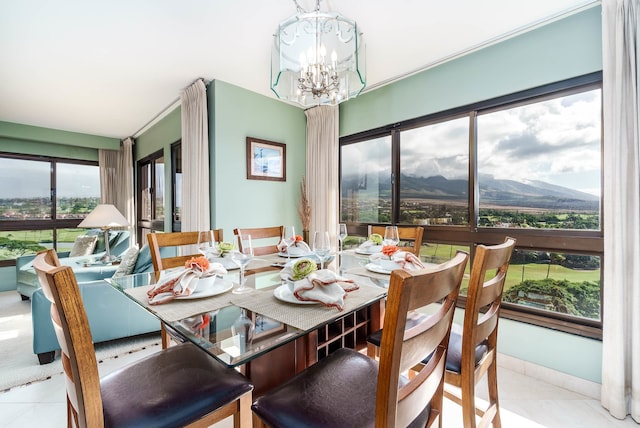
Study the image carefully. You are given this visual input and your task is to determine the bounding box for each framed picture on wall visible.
[246,137,286,181]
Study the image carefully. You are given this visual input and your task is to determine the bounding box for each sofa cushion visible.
[69,235,98,257]
[133,244,153,273]
[112,245,140,278]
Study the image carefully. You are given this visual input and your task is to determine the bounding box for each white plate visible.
[176,277,234,299]
[210,257,239,270]
[278,252,314,258]
[273,285,317,305]
[364,263,393,275]
[356,247,382,255]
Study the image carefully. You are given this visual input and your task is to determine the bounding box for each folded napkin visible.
[358,240,382,253]
[147,261,228,305]
[369,250,425,271]
[277,239,312,255]
[279,266,359,311]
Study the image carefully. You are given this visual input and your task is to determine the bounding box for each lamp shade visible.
[78,204,129,229]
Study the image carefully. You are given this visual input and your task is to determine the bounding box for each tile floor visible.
[0,345,638,427]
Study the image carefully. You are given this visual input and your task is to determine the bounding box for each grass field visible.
[0,229,87,260]
[420,242,600,289]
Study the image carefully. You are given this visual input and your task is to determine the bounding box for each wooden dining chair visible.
[234,225,284,256]
[147,230,223,271]
[251,251,469,428]
[369,224,425,256]
[438,237,516,428]
[147,230,223,348]
[33,249,253,428]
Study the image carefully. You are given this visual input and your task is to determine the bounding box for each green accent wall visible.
[135,106,181,232]
[134,82,306,240]
[339,6,602,137]
[340,6,603,384]
[209,80,306,240]
[0,120,119,151]
[0,120,120,161]
[134,107,182,161]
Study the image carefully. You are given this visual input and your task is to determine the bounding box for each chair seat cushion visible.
[422,323,488,373]
[100,342,252,428]
[252,348,379,428]
[367,311,430,347]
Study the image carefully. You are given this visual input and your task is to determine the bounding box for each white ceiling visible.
[0,0,598,139]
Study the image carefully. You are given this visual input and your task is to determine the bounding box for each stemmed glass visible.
[231,235,253,294]
[384,226,400,246]
[197,230,219,262]
[338,223,348,254]
[282,226,296,262]
[312,231,331,270]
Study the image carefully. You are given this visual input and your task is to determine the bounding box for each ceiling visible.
[0,0,598,139]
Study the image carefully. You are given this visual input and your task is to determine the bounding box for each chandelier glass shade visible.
[271,7,366,107]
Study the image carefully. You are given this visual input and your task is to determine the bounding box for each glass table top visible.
[108,251,389,367]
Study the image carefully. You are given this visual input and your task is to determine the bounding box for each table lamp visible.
[78,204,130,263]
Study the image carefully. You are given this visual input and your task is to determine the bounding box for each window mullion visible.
[391,128,400,224]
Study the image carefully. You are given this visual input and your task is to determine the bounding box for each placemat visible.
[344,265,392,282]
[125,284,235,322]
[229,282,387,331]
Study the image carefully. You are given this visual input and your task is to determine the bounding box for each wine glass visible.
[384,226,400,246]
[282,226,296,262]
[231,234,253,294]
[338,223,348,253]
[197,231,219,261]
[312,231,331,270]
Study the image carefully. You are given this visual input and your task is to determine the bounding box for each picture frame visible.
[246,137,286,181]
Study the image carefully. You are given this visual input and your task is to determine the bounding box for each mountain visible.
[342,173,599,211]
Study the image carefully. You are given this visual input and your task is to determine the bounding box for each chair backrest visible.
[234,226,284,256]
[147,230,223,271]
[461,237,516,374]
[376,250,468,427]
[33,249,104,428]
[368,225,424,256]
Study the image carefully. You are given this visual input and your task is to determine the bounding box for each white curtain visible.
[180,79,210,232]
[305,105,339,247]
[601,0,640,421]
[98,137,135,246]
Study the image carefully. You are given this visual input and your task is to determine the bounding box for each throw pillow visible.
[112,245,140,278]
[69,235,98,257]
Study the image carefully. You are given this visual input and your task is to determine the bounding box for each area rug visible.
[0,290,161,391]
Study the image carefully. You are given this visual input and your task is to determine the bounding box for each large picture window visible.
[340,73,603,337]
[0,153,100,266]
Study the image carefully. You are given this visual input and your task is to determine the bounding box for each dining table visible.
[107,249,395,396]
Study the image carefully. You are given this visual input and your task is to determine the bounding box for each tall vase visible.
[303,230,309,243]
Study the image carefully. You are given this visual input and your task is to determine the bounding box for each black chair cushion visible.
[100,342,252,428]
[422,323,488,373]
[252,348,379,428]
[367,311,430,347]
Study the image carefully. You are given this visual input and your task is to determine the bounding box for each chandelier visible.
[270,0,366,107]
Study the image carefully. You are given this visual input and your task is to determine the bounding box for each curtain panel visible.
[180,79,210,232]
[98,137,135,246]
[305,105,339,247]
[601,0,640,421]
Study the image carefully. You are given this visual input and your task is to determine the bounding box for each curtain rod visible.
[132,78,212,138]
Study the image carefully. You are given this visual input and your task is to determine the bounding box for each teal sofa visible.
[16,230,131,300]
[30,244,164,364]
